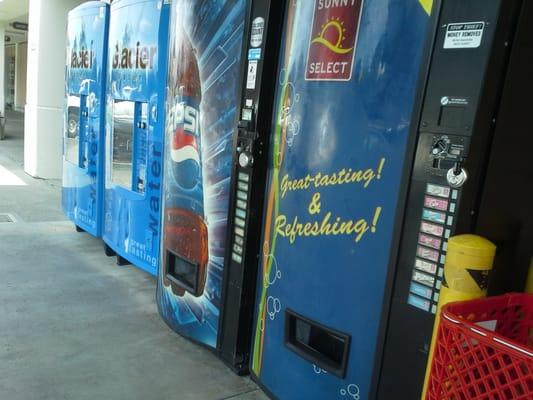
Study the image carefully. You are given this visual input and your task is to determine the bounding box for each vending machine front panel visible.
[250,0,431,398]
[377,1,525,397]
[157,0,248,349]
[62,2,109,237]
[102,0,170,275]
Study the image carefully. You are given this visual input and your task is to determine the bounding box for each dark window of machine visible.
[65,95,80,165]
[111,100,134,189]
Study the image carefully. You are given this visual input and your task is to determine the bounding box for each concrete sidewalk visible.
[0,111,266,400]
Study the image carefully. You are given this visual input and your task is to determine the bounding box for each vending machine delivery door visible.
[62,2,109,237]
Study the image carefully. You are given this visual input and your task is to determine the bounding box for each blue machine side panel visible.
[62,2,109,237]
[103,0,170,275]
[156,0,247,348]
[251,1,430,399]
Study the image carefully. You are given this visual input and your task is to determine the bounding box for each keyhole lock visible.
[447,158,468,188]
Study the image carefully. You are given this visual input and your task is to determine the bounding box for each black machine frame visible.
[217,0,287,374]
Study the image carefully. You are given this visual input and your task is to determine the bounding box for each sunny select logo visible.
[306,0,364,81]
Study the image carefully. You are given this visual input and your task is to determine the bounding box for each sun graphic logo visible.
[306,0,364,81]
[311,17,353,55]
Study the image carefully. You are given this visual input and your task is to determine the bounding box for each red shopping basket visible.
[426,293,533,400]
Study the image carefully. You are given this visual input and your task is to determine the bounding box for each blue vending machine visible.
[62,2,109,237]
[156,0,293,372]
[102,0,170,275]
[249,0,433,398]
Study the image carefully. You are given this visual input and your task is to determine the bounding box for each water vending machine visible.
[62,2,109,237]
[247,0,433,398]
[102,0,170,275]
[156,0,284,371]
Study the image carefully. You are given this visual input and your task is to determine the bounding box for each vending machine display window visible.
[65,95,81,166]
[111,100,134,190]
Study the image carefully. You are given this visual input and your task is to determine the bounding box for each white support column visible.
[24,0,84,179]
[0,23,6,119]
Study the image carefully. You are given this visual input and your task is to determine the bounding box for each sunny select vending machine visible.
[156,0,285,371]
[249,0,433,398]
[102,0,170,275]
[62,2,109,237]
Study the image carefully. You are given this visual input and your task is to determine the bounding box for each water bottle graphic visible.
[163,27,209,297]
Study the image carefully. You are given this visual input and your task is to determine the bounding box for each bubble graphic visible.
[266,296,281,320]
[340,384,360,400]
[313,364,328,374]
[263,254,282,288]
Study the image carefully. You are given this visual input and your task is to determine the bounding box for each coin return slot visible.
[285,309,350,378]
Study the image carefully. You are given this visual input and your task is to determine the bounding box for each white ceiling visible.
[0,0,29,23]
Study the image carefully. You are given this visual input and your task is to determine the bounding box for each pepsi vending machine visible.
[157,0,284,371]
[103,0,169,275]
[62,2,109,237]
[249,0,432,398]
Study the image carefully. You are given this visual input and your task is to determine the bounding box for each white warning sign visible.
[246,60,258,90]
[444,22,485,49]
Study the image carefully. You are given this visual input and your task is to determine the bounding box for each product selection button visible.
[235,208,246,219]
[238,182,249,191]
[237,190,248,201]
[426,184,451,198]
[424,196,449,212]
[422,209,446,224]
[235,217,246,228]
[232,252,243,263]
[417,246,440,262]
[415,258,438,274]
[238,172,250,182]
[410,282,433,300]
[236,200,247,210]
[408,294,431,312]
[412,270,436,288]
[420,222,444,237]
[419,234,442,250]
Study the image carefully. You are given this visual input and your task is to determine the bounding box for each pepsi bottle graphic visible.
[163,28,208,297]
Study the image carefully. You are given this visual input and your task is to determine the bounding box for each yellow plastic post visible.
[421,235,496,399]
[525,257,533,294]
